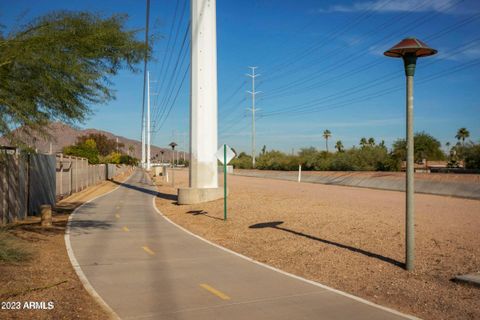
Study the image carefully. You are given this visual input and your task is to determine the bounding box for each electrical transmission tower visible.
[246,66,261,168]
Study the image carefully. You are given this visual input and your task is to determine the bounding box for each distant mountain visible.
[0,122,182,162]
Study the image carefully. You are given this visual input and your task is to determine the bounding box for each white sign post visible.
[215,144,236,220]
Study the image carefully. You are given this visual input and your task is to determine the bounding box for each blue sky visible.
[1,0,479,154]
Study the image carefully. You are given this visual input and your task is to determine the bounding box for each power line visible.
[152,21,191,130]
[262,0,466,101]
[262,0,396,81]
[150,0,181,117]
[151,0,188,126]
[261,58,480,119]
[219,80,246,113]
[154,62,190,132]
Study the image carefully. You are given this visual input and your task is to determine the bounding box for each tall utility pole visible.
[140,0,150,169]
[141,116,146,167]
[247,66,260,168]
[147,71,151,170]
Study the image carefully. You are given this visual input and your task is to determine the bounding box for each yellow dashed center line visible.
[199,283,231,300]
[122,226,129,232]
[115,214,120,219]
[142,246,155,256]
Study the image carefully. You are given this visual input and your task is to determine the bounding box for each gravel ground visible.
[0,170,132,320]
[153,168,480,320]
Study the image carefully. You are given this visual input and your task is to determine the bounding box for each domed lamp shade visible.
[384,37,437,76]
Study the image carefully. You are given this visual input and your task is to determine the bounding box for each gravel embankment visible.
[233,169,480,199]
[154,168,480,320]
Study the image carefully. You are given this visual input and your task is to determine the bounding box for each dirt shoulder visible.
[154,168,480,320]
[0,169,133,320]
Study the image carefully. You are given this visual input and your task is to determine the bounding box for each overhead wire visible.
[262,0,466,101]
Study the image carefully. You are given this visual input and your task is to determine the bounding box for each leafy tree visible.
[76,133,123,156]
[119,154,138,166]
[335,140,344,152]
[102,152,122,164]
[63,141,99,164]
[323,129,331,152]
[455,127,470,146]
[392,132,445,162]
[84,138,97,150]
[0,11,150,144]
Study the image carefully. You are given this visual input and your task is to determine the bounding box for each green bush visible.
[230,152,253,169]
[463,143,480,169]
[257,150,298,171]
[63,144,99,164]
[228,141,409,173]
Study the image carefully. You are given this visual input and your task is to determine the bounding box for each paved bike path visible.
[67,169,414,320]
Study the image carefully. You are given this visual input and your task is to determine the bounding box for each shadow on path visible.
[249,221,404,268]
[112,180,178,201]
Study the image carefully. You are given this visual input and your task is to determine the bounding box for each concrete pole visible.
[406,74,415,271]
[190,0,218,189]
[141,116,146,167]
[247,66,258,168]
[59,154,63,196]
[147,71,151,171]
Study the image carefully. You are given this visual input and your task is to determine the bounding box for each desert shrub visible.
[257,150,298,171]
[230,152,253,169]
[463,143,480,169]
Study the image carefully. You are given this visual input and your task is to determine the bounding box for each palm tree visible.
[323,129,331,152]
[367,137,375,146]
[359,137,368,148]
[335,140,344,152]
[455,128,470,146]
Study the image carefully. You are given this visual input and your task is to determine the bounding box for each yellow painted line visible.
[122,226,129,232]
[142,246,155,256]
[199,283,231,300]
[115,214,120,219]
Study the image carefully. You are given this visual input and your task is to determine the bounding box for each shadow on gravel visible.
[187,210,224,221]
[249,221,404,268]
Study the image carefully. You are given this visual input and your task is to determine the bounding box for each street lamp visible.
[384,37,437,271]
[169,142,178,165]
[169,142,178,187]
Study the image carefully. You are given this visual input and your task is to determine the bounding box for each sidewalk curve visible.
[66,169,417,320]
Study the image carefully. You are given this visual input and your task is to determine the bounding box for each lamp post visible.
[169,142,178,187]
[384,37,437,271]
